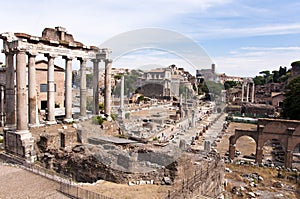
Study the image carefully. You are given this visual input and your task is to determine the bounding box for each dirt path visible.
[81,180,170,199]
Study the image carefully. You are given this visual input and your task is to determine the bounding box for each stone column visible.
[16,50,28,131]
[79,58,87,118]
[246,83,250,102]
[251,83,255,103]
[285,150,293,168]
[119,75,125,119]
[241,83,244,102]
[46,54,56,124]
[229,144,236,160]
[28,53,37,125]
[229,135,236,160]
[5,52,16,127]
[191,110,195,128]
[63,56,73,122]
[120,75,124,110]
[255,147,263,164]
[0,86,5,127]
[104,59,112,116]
[92,59,99,115]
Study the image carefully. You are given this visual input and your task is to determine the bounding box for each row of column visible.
[241,82,255,103]
[4,51,88,131]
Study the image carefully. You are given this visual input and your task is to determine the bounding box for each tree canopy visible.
[282,76,300,120]
[224,81,237,90]
[253,66,288,85]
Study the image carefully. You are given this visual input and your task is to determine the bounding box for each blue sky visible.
[1,0,300,77]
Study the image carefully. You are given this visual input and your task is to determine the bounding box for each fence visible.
[59,182,114,199]
[165,157,222,199]
[0,152,114,199]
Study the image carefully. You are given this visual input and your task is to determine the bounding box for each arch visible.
[262,138,286,165]
[292,143,300,164]
[235,135,257,159]
[229,131,258,161]
[293,143,300,153]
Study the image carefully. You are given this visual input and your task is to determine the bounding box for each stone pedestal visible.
[4,130,36,163]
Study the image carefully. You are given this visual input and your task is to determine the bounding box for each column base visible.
[45,120,57,125]
[4,129,36,163]
[4,125,16,132]
[63,118,74,123]
[78,116,88,121]
[29,123,45,128]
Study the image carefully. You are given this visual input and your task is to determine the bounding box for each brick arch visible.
[260,135,288,151]
[228,118,300,168]
[230,131,258,146]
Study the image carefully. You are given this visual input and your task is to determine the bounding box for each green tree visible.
[282,76,300,120]
[259,70,273,84]
[272,70,280,83]
[253,75,265,85]
[224,81,237,90]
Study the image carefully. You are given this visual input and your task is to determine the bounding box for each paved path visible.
[0,164,70,199]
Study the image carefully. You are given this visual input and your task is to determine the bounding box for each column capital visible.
[62,55,74,60]
[91,58,100,63]
[77,57,87,62]
[44,53,58,58]
[105,59,113,64]
[27,51,38,57]
[2,49,14,55]
[16,49,27,54]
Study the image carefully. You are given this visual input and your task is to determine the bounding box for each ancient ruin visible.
[0,27,226,198]
[0,27,112,162]
[229,118,300,168]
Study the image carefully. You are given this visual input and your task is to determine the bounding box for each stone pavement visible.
[0,164,70,199]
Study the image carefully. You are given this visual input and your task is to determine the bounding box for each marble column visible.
[246,83,250,102]
[0,86,4,127]
[64,56,73,122]
[119,75,125,119]
[241,83,244,102]
[28,53,37,125]
[251,83,255,103]
[120,75,124,110]
[5,52,16,127]
[92,59,99,115]
[79,58,87,118]
[104,59,112,116]
[16,50,28,131]
[46,54,56,124]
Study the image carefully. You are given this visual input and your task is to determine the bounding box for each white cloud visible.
[214,46,300,77]
[191,23,300,40]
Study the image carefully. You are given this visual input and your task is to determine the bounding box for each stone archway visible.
[229,130,258,161]
[229,118,300,168]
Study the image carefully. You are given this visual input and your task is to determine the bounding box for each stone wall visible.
[36,142,224,198]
